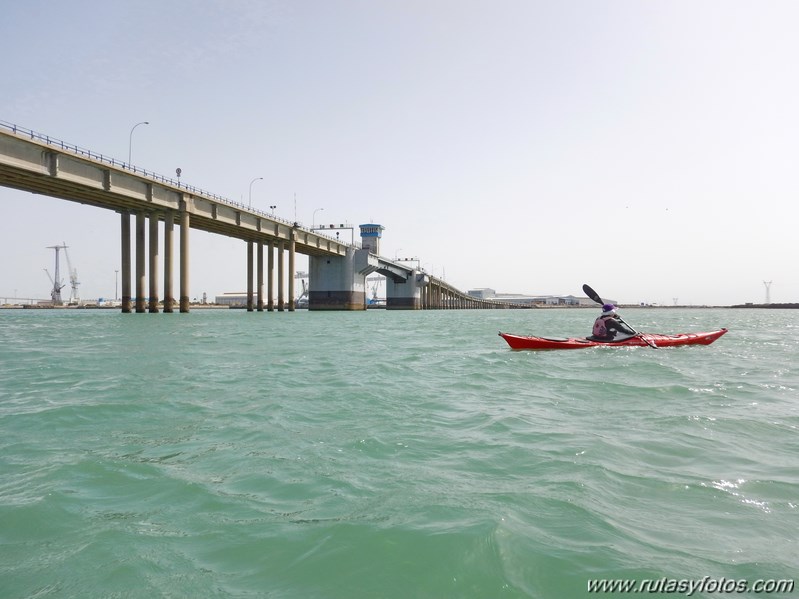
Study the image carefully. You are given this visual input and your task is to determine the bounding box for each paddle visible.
[581,284,658,348]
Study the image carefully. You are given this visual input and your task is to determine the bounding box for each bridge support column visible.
[386,270,426,310]
[246,241,254,312]
[164,216,174,313]
[288,230,296,311]
[179,201,190,313]
[148,214,159,313]
[308,248,370,310]
[267,241,275,311]
[135,211,146,313]
[121,212,131,313]
[257,241,264,311]
[277,241,285,311]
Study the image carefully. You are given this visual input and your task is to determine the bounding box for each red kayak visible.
[498,328,728,350]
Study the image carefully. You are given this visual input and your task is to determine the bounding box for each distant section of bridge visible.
[0,121,530,312]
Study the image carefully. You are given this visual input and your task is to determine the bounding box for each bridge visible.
[0,121,529,312]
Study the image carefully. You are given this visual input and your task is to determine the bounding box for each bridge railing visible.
[0,119,349,245]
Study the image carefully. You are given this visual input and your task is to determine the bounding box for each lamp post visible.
[128,121,149,165]
[248,177,263,209]
[269,205,277,216]
[115,269,119,302]
[312,207,324,229]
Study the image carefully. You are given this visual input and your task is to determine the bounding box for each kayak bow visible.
[498,329,728,351]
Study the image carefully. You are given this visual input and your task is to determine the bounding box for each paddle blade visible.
[639,333,658,349]
[582,284,603,305]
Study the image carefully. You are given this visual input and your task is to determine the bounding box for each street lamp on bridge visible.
[128,121,149,165]
[312,207,324,229]
[248,177,263,209]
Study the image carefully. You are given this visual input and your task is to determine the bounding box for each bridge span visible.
[1,122,528,312]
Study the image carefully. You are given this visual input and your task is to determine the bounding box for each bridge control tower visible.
[359,224,384,254]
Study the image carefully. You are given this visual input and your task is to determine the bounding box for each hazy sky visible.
[2,0,797,306]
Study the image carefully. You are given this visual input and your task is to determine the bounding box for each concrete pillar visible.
[257,241,264,312]
[267,241,275,312]
[180,202,190,313]
[121,212,131,313]
[135,211,146,313]
[309,249,370,310]
[288,230,295,312]
[246,240,254,312]
[387,268,430,310]
[277,240,285,311]
[163,216,174,313]
[148,214,159,313]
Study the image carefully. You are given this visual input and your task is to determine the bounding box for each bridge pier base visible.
[386,271,426,310]
[308,248,369,310]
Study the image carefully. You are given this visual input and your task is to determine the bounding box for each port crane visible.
[295,271,309,308]
[63,243,80,304]
[44,243,80,305]
[366,276,384,306]
[43,267,65,305]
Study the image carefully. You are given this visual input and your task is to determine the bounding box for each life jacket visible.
[593,315,613,338]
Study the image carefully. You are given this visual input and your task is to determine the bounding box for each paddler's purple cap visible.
[601,303,616,315]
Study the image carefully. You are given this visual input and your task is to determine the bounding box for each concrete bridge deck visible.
[1,122,529,312]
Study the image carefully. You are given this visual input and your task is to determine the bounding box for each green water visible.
[1,308,796,598]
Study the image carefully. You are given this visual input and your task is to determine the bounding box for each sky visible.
[2,0,797,306]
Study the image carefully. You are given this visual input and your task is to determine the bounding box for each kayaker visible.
[592,303,637,340]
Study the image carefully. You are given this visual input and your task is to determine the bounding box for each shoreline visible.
[3,303,797,310]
